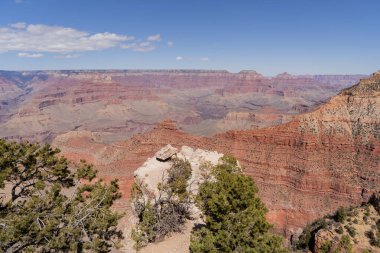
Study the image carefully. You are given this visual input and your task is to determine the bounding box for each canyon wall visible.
[53,72,380,239]
[0,70,365,143]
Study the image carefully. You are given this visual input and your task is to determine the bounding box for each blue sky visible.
[0,0,379,75]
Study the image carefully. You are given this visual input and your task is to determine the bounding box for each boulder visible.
[155,144,178,161]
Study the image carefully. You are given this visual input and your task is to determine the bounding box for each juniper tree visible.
[190,156,286,253]
[0,139,123,253]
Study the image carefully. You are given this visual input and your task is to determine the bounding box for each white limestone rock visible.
[134,145,223,198]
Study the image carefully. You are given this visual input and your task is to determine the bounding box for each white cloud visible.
[200,57,209,61]
[147,34,161,42]
[10,22,27,29]
[55,54,80,59]
[18,52,44,58]
[167,41,174,47]
[176,56,183,61]
[0,23,135,53]
[121,41,156,52]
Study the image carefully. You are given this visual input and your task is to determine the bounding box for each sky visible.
[0,0,379,75]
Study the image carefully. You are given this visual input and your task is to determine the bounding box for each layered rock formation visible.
[209,72,380,237]
[0,70,365,142]
[53,72,380,239]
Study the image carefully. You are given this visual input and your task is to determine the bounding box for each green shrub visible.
[296,225,313,250]
[367,221,380,248]
[320,240,332,253]
[335,226,344,234]
[365,230,375,239]
[369,192,380,214]
[345,225,356,238]
[334,207,347,223]
[131,201,156,249]
[166,158,192,201]
[295,218,330,250]
[364,206,371,217]
[369,237,380,247]
[190,155,286,253]
[338,235,353,252]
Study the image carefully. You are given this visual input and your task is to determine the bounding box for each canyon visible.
[1,69,378,245]
[0,70,364,143]
[52,71,380,243]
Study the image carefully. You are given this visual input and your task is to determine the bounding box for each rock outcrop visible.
[129,146,224,253]
[134,145,223,203]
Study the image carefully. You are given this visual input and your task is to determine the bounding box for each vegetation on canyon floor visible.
[0,139,123,253]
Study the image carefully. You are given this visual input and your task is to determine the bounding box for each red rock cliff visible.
[53,72,380,237]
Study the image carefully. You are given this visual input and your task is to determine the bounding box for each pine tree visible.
[0,139,123,252]
[190,156,286,253]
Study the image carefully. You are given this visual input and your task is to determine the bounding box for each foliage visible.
[0,139,123,253]
[344,225,356,238]
[166,158,192,201]
[295,218,328,250]
[364,206,371,219]
[296,225,313,250]
[131,158,192,250]
[370,238,380,247]
[320,240,332,253]
[366,219,380,247]
[334,207,347,223]
[296,198,380,252]
[131,201,156,250]
[190,155,286,253]
[335,226,344,234]
[365,230,375,240]
[317,235,352,253]
[337,235,353,253]
[369,192,380,214]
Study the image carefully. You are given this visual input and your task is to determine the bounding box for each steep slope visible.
[295,193,380,253]
[0,70,364,143]
[208,71,380,237]
[53,72,379,239]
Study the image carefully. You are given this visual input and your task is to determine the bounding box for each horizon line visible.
[0,68,371,77]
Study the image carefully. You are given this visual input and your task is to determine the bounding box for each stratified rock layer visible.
[53,72,380,238]
[0,70,365,142]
